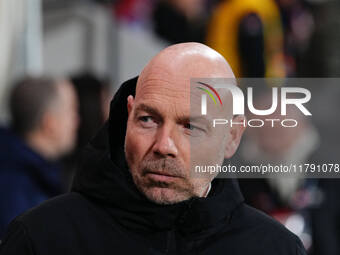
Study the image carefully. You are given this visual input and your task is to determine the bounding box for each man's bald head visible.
[136,42,234,98]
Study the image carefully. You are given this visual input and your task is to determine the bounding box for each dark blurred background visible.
[0,0,340,254]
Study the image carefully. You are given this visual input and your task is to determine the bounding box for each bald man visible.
[0,43,306,255]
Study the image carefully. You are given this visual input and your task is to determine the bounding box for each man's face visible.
[124,70,241,204]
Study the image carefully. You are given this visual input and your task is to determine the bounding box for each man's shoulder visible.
[3,192,110,246]
[0,193,140,255]
[15,192,91,228]
[21,192,87,213]
[230,203,306,254]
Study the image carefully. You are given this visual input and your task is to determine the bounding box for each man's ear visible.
[224,115,246,159]
[127,95,135,116]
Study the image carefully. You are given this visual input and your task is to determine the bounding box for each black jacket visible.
[0,77,306,255]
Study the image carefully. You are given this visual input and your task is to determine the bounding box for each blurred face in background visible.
[170,0,204,19]
[49,81,79,156]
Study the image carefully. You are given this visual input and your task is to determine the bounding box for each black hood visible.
[72,77,244,233]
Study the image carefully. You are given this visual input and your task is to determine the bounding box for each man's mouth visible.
[145,170,181,182]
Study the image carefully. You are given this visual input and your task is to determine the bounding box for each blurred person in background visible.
[114,0,154,25]
[71,72,111,149]
[275,0,315,77]
[298,0,340,77]
[236,93,321,252]
[206,0,286,77]
[0,76,78,238]
[61,73,112,188]
[152,0,208,44]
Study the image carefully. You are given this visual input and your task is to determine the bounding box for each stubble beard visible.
[127,155,197,205]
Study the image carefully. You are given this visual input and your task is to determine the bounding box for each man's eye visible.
[183,123,206,137]
[184,123,197,131]
[138,116,157,128]
[139,116,153,122]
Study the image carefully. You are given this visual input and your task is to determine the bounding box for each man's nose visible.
[153,126,178,158]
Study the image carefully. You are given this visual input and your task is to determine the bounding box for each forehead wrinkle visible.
[138,89,190,104]
[139,75,190,90]
[134,99,190,125]
[136,65,176,95]
[136,79,190,102]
